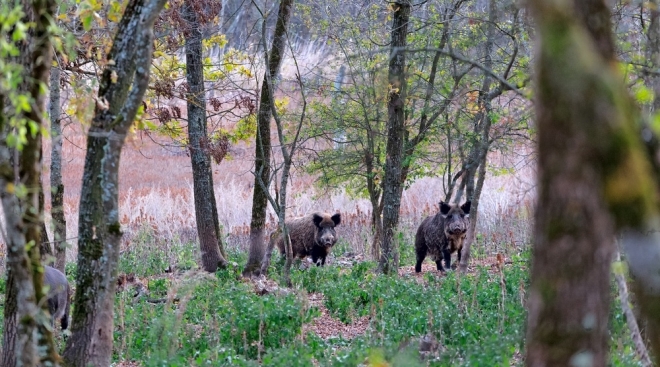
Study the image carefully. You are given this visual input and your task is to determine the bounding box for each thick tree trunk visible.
[0,120,43,367]
[183,0,228,273]
[379,0,410,275]
[50,65,67,272]
[370,195,383,261]
[61,0,166,364]
[646,0,660,113]
[525,0,649,364]
[0,0,59,363]
[244,0,294,277]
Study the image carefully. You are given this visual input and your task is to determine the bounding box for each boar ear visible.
[439,201,451,216]
[312,213,324,228]
[461,201,472,215]
[331,213,341,226]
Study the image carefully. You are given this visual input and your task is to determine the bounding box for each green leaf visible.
[11,22,27,41]
[633,84,654,105]
[82,13,93,31]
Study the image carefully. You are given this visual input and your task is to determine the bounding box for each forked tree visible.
[243,0,295,277]
[61,0,166,364]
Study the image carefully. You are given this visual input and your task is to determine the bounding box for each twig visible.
[614,250,653,367]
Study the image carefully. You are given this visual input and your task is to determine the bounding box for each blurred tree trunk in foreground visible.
[0,0,59,363]
[61,0,166,364]
[244,0,294,277]
[526,0,660,364]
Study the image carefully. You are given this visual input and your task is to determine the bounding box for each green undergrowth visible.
[292,258,529,366]
[107,244,644,366]
[0,242,645,366]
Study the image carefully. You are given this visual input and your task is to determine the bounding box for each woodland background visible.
[1,0,660,365]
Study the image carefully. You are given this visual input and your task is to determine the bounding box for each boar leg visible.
[442,247,452,271]
[415,246,427,273]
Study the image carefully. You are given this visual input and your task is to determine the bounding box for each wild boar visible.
[266,212,341,268]
[414,201,471,273]
[44,265,71,330]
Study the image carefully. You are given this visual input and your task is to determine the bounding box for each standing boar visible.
[44,265,71,330]
[415,201,471,273]
[265,212,341,268]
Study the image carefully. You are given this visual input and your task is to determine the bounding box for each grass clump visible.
[115,268,317,365]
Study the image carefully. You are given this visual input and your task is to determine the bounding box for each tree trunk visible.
[370,195,383,261]
[525,0,640,364]
[39,172,53,264]
[458,0,496,272]
[0,120,43,367]
[244,0,294,277]
[50,65,67,272]
[183,0,228,273]
[459,152,487,272]
[379,0,410,275]
[61,0,166,364]
[646,0,660,113]
[0,0,59,363]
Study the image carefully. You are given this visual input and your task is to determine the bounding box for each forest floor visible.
[47,244,633,367]
[0,240,644,366]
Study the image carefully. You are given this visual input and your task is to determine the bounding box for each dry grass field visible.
[20,119,536,268]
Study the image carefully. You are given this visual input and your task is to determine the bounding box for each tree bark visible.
[646,0,660,113]
[61,0,166,364]
[183,0,228,273]
[50,65,67,272]
[525,0,647,364]
[0,113,43,367]
[39,172,53,264]
[244,0,294,277]
[379,0,410,275]
[458,0,504,272]
[0,0,59,363]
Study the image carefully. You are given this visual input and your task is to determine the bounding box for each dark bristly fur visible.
[415,201,471,273]
[44,265,71,330]
[270,212,341,266]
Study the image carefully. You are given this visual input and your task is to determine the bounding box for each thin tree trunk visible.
[379,0,410,275]
[614,250,653,366]
[459,0,509,272]
[62,0,166,364]
[459,153,486,272]
[39,172,53,264]
[183,0,227,273]
[244,0,294,277]
[50,65,67,272]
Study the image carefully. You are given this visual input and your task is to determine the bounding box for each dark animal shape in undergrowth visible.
[268,212,342,267]
[415,201,471,273]
[44,265,71,330]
